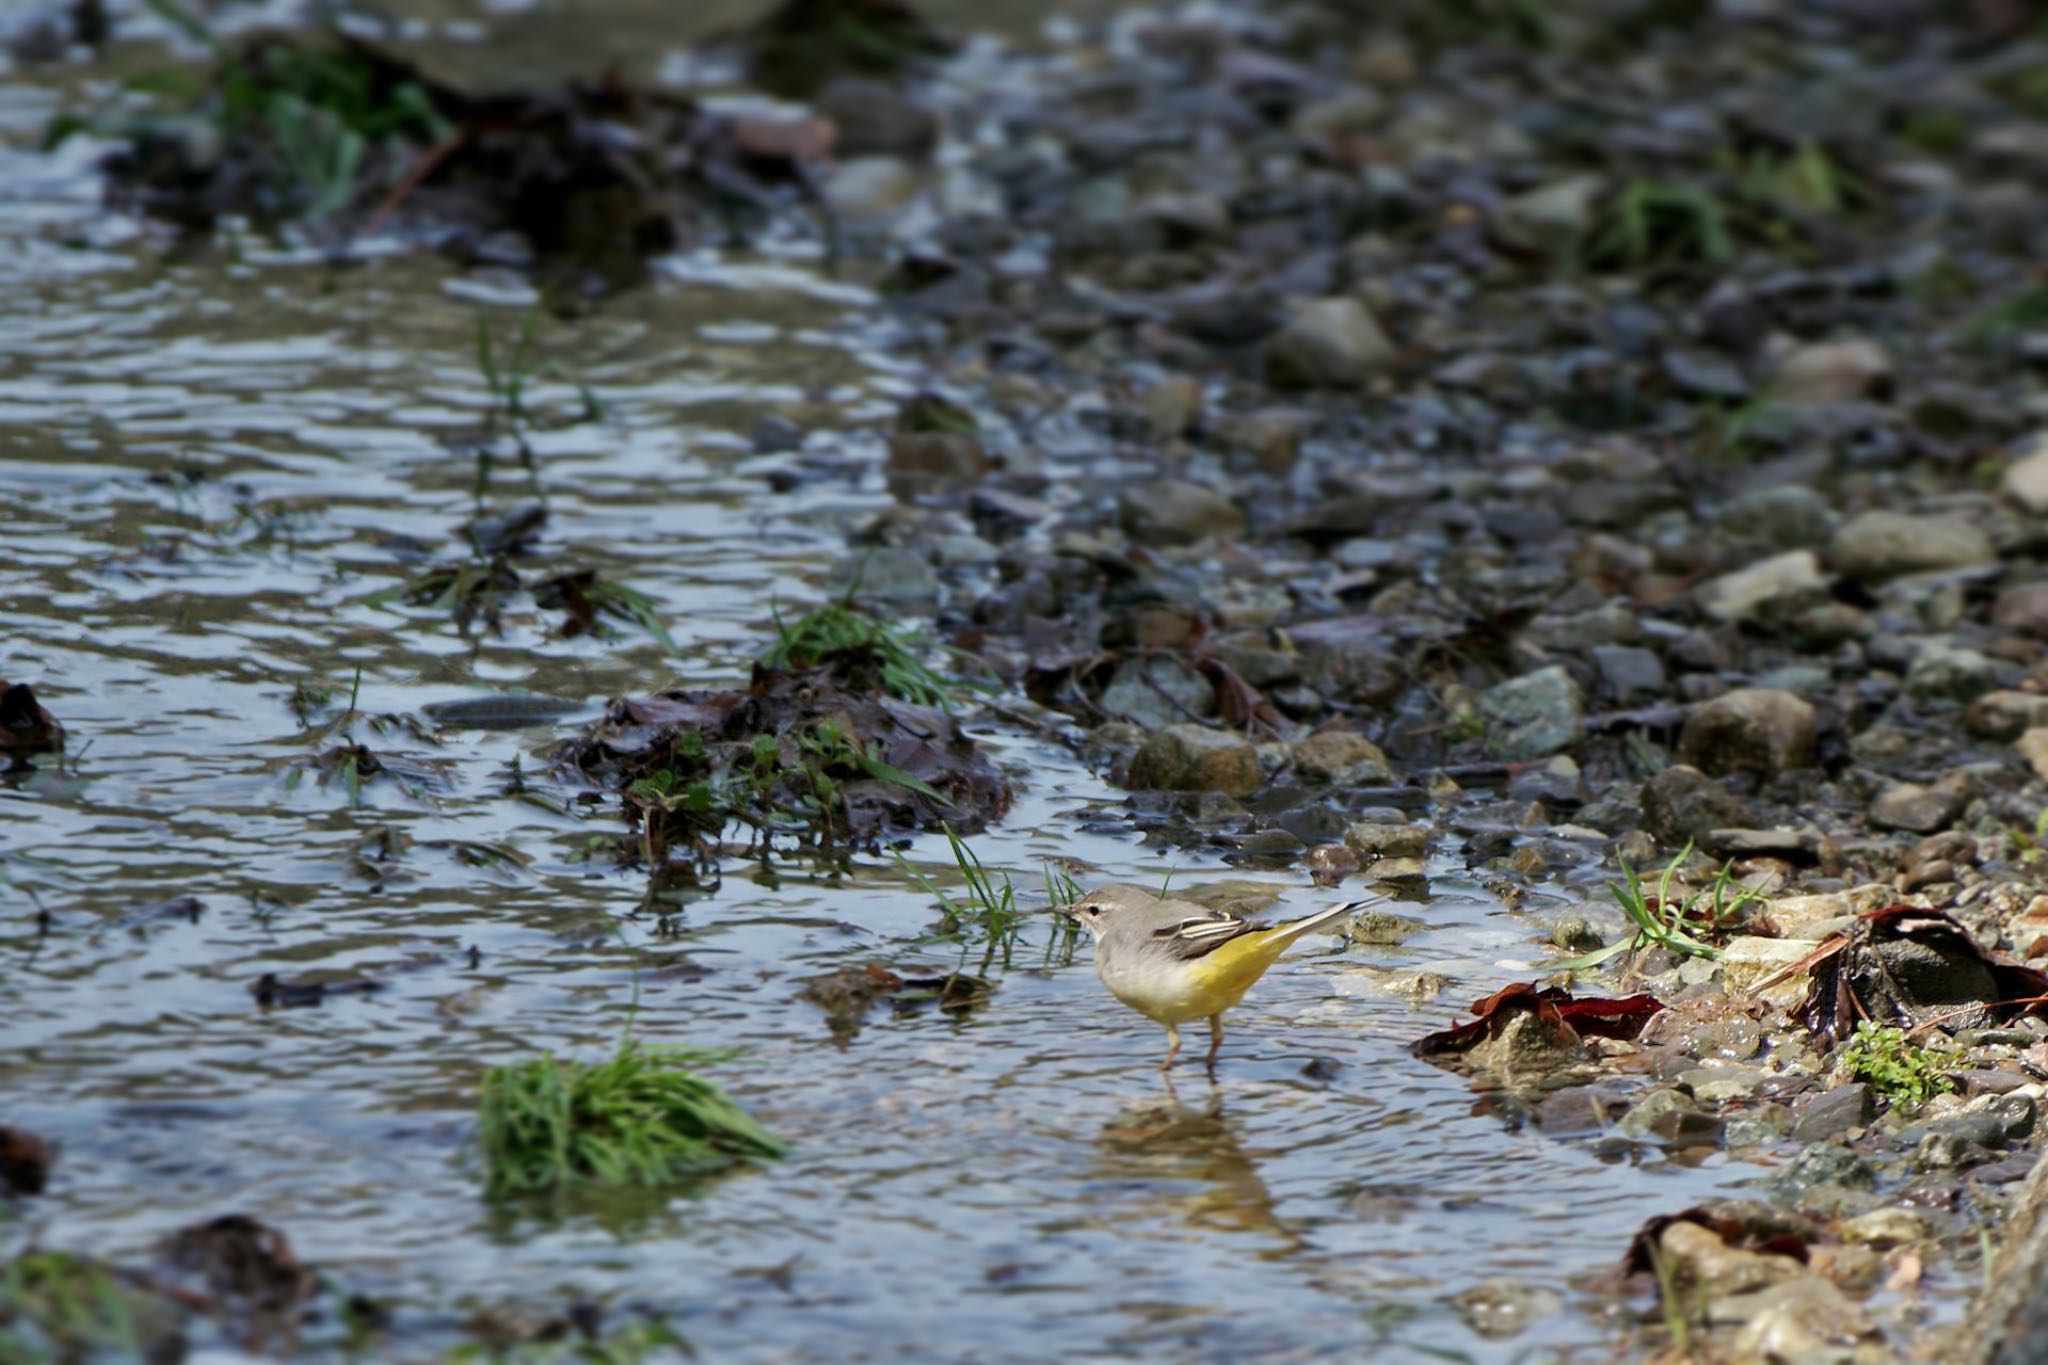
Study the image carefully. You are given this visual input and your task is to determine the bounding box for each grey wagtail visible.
[1054,886,1373,1072]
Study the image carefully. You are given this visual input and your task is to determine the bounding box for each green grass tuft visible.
[1553,842,1764,971]
[760,602,957,708]
[477,1043,782,1196]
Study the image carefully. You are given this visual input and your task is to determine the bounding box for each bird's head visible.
[1051,884,1159,939]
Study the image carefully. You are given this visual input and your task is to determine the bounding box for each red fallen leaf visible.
[0,680,64,760]
[1620,1207,1811,1277]
[1792,905,2048,1047]
[1413,982,1664,1057]
[0,1124,53,1195]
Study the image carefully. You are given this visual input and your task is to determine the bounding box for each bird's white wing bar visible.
[1155,912,1249,942]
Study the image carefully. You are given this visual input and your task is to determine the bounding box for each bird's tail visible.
[1259,896,1381,948]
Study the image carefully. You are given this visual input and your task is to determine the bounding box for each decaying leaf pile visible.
[556,645,1010,876]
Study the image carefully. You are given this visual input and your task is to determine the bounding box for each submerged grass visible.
[477,1043,783,1196]
[0,1251,144,1362]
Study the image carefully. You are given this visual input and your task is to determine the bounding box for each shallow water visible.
[0,9,1810,1362]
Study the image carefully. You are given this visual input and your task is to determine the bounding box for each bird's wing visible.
[1149,907,1266,961]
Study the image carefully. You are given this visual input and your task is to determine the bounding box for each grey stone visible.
[1590,644,1666,701]
[1508,755,1584,805]
[1344,821,1429,860]
[1869,778,1967,834]
[1904,642,1999,702]
[1965,690,2048,740]
[823,155,923,220]
[1291,729,1394,784]
[1726,1276,1879,1360]
[1792,1084,1873,1142]
[1678,688,1818,777]
[2003,431,2048,513]
[1713,485,1840,553]
[1476,666,1583,761]
[842,547,939,607]
[1616,1088,1724,1144]
[1455,1276,1561,1340]
[1993,582,2048,639]
[1128,724,1261,795]
[1262,297,1394,389]
[1118,479,1246,547]
[1771,1140,1877,1196]
[1098,655,1217,729]
[1695,551,1830,625]
[1828,510,1995,582]
[1773,337,1893,405]
[1492,175,1602,257]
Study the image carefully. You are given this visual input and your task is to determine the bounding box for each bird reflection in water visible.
[1092,1094,1303,1252]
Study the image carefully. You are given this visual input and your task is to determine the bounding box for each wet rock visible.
[1289,87,1384,142]
[1772,1141,1877,1198]
[0,1125,52,1195]
[1903,642,1999,702]
[2020,728,2048,782]
[1139,375,1203,442]
[1282,616,1399,702]
[1455,1276,1561,1340]
[842,547,940,608]
[1992,583,2048,640]
[1869,778,1967,834]
[1712,486,1840,555]
[0,680,64,763]
[1344,821,1429,861]
[1616,1089,1724,1144]
[1725,1276,1880,1359]
[824,155,922,220]
[2002,432,2048,514]
[1127,724,1261,795]
[1678,688,1817,777]
[1680,1065,1768,1104]
[1475,666,1583,761]
[888,430,988,481]
[1262,297,1393,390]
[1658,1218,1802,1298]
[1492,175,1601,258]
[1640,765,1747,845]
[1117,479,1245,547]
[1342,908,1427,945]
[1773,337,1892,405]
[1792,1084,1874,1142]
[1306,842,1359,885]
[1509,755,1584,806]
[1841,1207,1927,1247]
[1589,644,1666,701]
[1291,729,1394,784]
[1696,551,1830,626]
[1967,690,2048,740]
[1098,655,1217,729]
[1828,510,1994,583]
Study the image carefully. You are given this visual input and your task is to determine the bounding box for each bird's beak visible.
[1050,901,1080,920]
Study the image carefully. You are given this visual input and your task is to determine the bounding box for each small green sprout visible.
[1839,1021,1955,1106]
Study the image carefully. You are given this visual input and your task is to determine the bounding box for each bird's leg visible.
[1204,1015,1224,1073]
[1160,1024,1182,1071]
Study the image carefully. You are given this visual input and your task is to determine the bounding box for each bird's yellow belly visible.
[1098,952,1264,1025]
